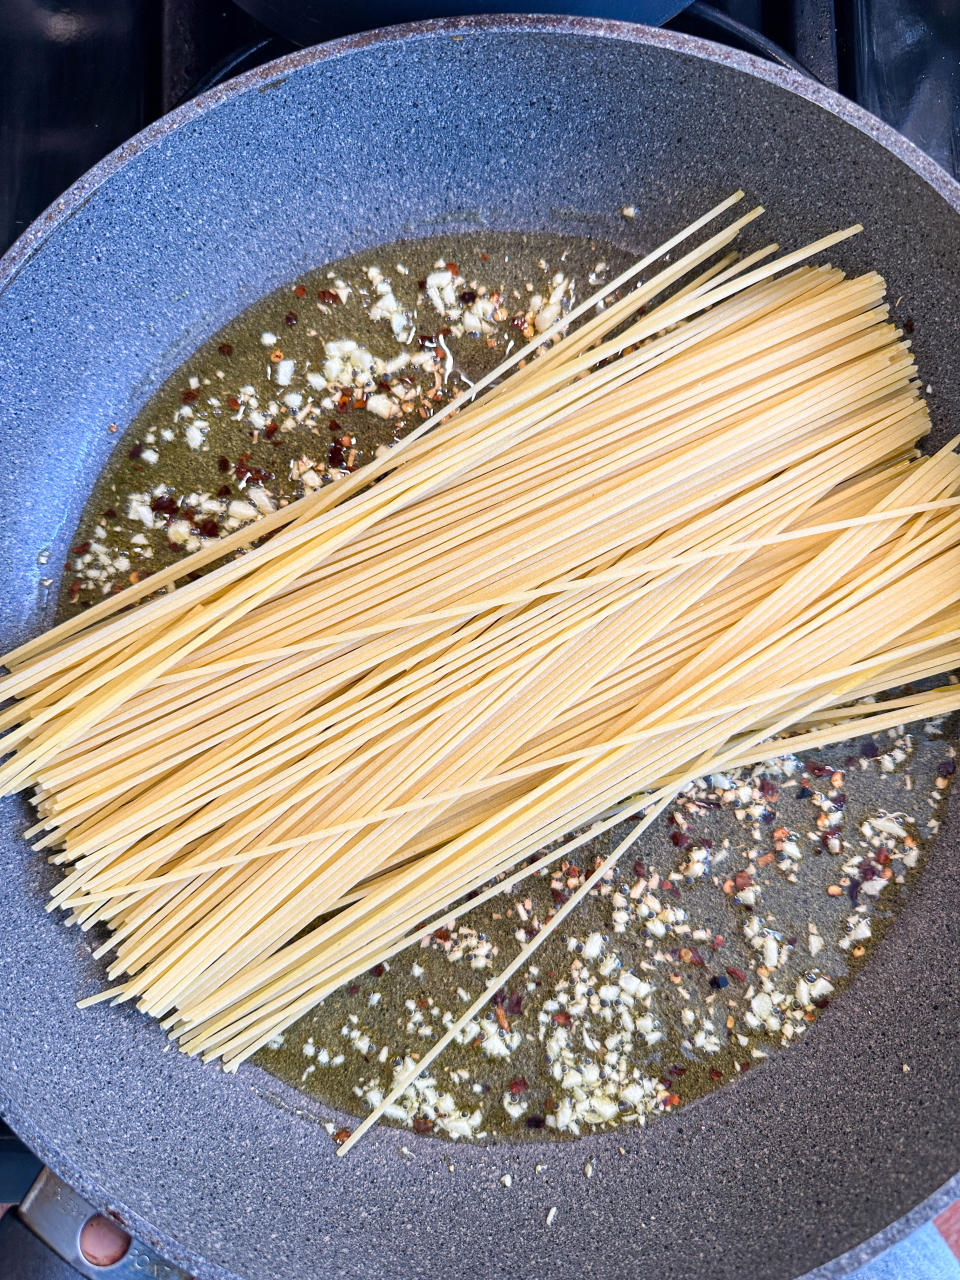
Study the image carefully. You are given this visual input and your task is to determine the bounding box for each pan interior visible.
[56,222,960,1150]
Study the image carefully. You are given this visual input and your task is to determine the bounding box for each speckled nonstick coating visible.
[1,17,959,1280]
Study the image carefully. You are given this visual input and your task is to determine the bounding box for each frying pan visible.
[1,17,959,1280]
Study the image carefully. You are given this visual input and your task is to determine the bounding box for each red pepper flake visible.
[460,289,477,305]
[150,494,178,517]
[264,421,279,440]
[709,1068,723,1082]
[217,455,231,473]
[734,871,753,891]
[504,990,523,1016]
[433,927,452,943]
[508,1076,529,1095]
[480,251,489,261]
[72,541,90,556]
[726,966,747,982]
[332,1128,351,1147]
[495,1004,509,1031]
[235,454,275,486]
[551,1010,572,1027]
[328,443,345,468]
[445,261,459,275]
[667,1093,681,1107]
[217,483,232,498]
[336,390,352,412]
[128,443,142,460]
[294,283,307,298]
[196,518,219,539]
[510,315,526,329]
[352,395,367,410]
[347,983,360,996]
[217,342,234,357]
[416,278,427,290]
[181,388,199,404]
[369,963,385,978]
[107,422,118,432]
[284,310,298,326]
[227,395,241,411]
[875,848,891,865]
[317,288,342,304]
[412,1116,432,1134]
[804,760,831,779]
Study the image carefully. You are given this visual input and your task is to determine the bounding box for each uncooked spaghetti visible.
[2,193,959,1124]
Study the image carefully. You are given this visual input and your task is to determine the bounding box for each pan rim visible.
[1,15,959,1280]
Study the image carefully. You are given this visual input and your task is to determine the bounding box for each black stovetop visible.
[0,1,957,1275]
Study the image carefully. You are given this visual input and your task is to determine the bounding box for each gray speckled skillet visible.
[1,16,959,1280]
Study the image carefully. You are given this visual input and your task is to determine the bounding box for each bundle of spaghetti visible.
[3,192,960,1070]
